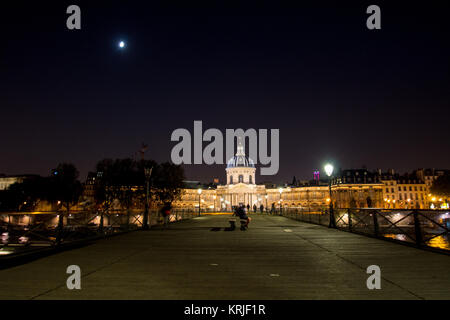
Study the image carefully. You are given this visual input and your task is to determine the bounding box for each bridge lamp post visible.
[278,188,283,215]
[324,163,336,228]
[265,195,268,211]
[213,195,216,212]
[143,167,153,230]
[197,188,202,216]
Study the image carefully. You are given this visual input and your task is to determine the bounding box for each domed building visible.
[226,142,256,185]
[173,141,345,213]
[216,141,266,210]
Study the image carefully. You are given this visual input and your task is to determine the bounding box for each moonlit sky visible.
[1,1,449,183]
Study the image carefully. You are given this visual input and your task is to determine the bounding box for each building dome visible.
[226,142,255,168]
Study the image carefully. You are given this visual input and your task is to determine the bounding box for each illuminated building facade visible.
[379,171,428,209]
[173,147,385,211]
[330,169,384,209]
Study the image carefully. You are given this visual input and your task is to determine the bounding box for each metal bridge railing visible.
[280,207,450,252]
[0,209,198,256]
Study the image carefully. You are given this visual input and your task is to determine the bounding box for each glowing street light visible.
[324,163,336,228]
[197,188,202,216]
[324,164,334,177]
[278,188,283,214]
[265,194,268,211]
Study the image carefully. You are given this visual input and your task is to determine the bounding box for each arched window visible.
[230,176,233,184]
[249,175,253,184]
[238,175,243,183]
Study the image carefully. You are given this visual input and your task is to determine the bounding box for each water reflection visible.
[383,233,450,250]
[383,234,409,242]
[426,235,450,250]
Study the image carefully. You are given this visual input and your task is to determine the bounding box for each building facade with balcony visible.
[379,170,431,209]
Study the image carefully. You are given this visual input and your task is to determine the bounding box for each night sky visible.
[1,1,449,183]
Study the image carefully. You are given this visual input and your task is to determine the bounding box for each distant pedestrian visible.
[253,204,257,213]
[366,196,373,208]
[246,204,250,212]
[160,203,172,227]
[260,204,264,213]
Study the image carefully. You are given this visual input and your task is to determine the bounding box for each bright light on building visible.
[324,164,334,177]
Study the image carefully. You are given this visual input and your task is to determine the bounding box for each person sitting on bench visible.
[233,204,251,228]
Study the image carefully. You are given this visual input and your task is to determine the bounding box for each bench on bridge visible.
[228,218,248,231]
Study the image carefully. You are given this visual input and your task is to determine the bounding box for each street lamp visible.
[278,188,283,215]
[324,164,334,177]
[265,195,268,212]
[213,195,216,212]
[324,163,336,228]
[143,167,153,230]
[197,188,202,216]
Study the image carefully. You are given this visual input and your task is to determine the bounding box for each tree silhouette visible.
[152,162,185,205]
[94,158,184,211]
[0,176,45,211]
[430,174,450,199]
[48,163,82,212]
